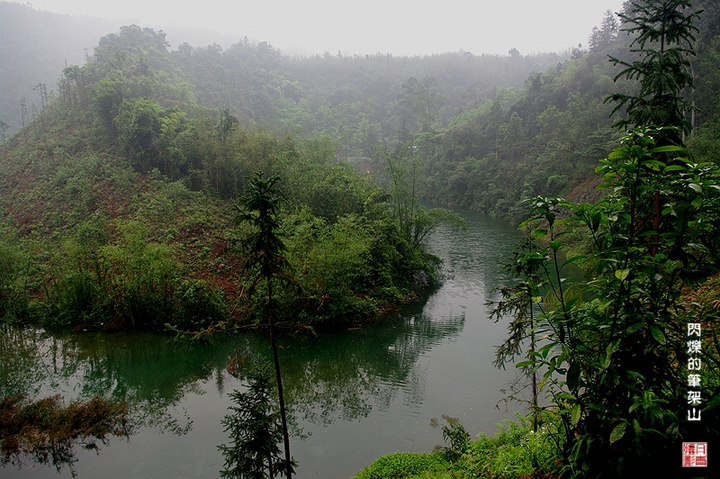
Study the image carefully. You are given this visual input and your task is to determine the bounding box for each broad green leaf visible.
[606,339,621,356]
[571,404,582,426]
[608,148,629,160]
[615,269,630,281]
[633,419,642,436]
[642,160,665,170]
[610,422,627,444]
[649,325,666,345]
[600,354,611,370]
[561,255,586,269]
[627,322,644,334]
[567,361,581,391]
[648,145,683,154]
[688,183,702,193]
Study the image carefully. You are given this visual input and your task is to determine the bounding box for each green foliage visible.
[609,0,702,139]
[464,414,558,479]
[175,279,226,330]
[236,173,292,288]
[492,5,720,475]
[385,147,465,249]
[235,172,294,479]
[43,219,225,331]
[354,414,560,479]
[115,97,163,169]
[430,415,470,460]
[353,451,449,479]
[0,232,28,322]
[5,4,720,224]
[497,127,720,477]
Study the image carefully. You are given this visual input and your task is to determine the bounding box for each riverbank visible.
[353,413,559,479]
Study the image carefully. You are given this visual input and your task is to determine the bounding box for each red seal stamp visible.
[682,442,708,467]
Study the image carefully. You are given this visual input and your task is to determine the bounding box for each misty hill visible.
[0,2,130,134]
[1,0,719,220]
[0,20,459,332]
[0,2,566,139]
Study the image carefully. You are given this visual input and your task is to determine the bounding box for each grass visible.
[353,414,561,479]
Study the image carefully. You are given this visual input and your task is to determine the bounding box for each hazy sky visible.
[26,0,626,56]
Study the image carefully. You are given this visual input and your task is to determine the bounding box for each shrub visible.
[174,279,226,330]
[354,451,449,479]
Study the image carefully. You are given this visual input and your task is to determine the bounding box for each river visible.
[1,210,525,478]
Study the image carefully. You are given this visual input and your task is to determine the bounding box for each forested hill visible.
[0,2,563,138]
[3,2,720,222]
[148,0,719,220]
[0,10,469,333]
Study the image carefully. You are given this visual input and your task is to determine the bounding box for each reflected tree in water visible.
[219,356,295,479]
[280,308,465,426]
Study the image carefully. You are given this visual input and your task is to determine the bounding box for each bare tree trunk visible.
[268,281,292,479]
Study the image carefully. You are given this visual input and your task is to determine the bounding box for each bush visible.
[174,279,226,330]
[354,451,449,479]
[466,414,558,479]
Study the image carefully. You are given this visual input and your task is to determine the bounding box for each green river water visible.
[1,210,525,478]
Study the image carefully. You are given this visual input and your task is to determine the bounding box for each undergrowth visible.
[354,413,560,479]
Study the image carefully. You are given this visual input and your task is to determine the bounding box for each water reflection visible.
[279,307,465,425]
[1,298,464,475]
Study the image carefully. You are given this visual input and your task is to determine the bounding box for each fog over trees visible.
[1,1,720,478]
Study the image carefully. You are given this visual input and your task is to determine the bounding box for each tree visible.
[384,147,465,250]
[490,238,546,432]
[510,129,719,477]
[219,358,290,479]
[397,76,446,134]
[589,10,620,52]
[236,172,295,479]
[608,0,702,143]
[115,98,163,170]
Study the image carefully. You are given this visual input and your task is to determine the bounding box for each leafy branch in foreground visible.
[494,127,720,477]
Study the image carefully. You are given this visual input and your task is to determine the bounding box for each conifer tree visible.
[236,172,295,479]
[608,0,702,143]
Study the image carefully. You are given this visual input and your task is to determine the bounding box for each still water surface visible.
[1,211,525,478]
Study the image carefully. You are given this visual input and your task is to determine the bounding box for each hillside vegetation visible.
[2,1,719,334]
[356,1,720,478]
[2,1,720,478]
[0,24,454,333]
